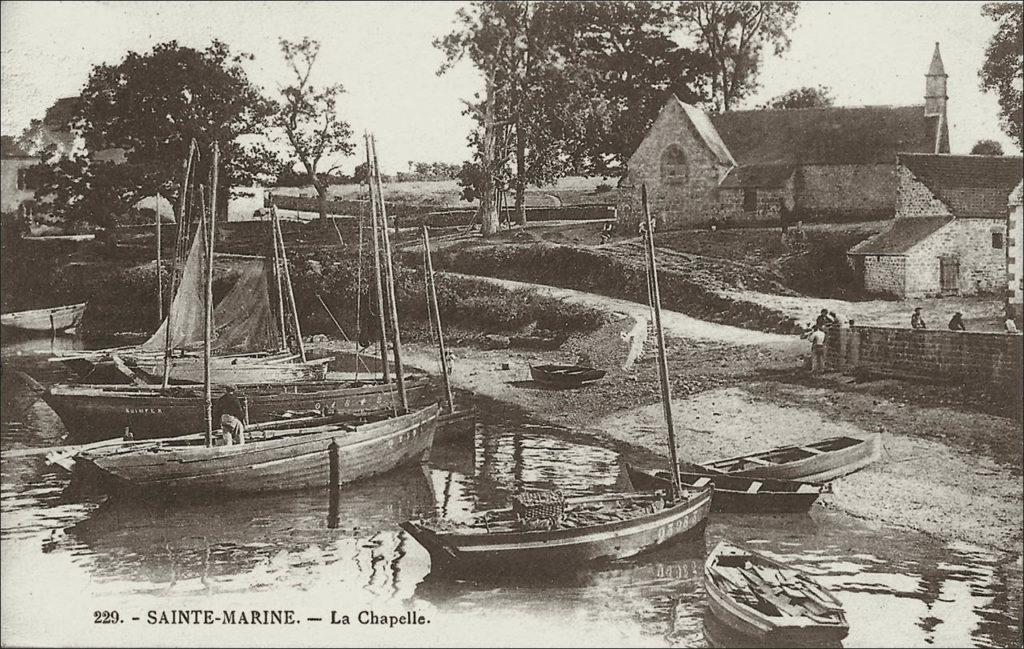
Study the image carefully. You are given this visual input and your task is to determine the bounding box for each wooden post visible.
[163,140,196,389]
[271,210,288,351]
[271,205,307,362]
[156,196,163,324]
[371,134,407,410]
[423,225,455,413]
[329,438,340,489]
[204,143,219,448]
[641,184,683,500]
[328,439,341,529]
[364,133,390,383]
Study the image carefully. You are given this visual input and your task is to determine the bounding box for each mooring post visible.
[328,438,340,490]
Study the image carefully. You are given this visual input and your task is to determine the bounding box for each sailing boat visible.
[55,142,440,495]
[400,184,712,575]
[42,141,427,442]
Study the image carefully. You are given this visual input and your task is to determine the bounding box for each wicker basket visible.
[511,489,565,523]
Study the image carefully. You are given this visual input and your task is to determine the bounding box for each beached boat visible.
[1,302,87,333]
[128,353,332,384]
[434,404,478,444]
[625,465,822,513]
[41,377,431,442]
[699,435,882,483]
[401,488,712,575]
[66,403,439,495]
[530,364,607,387]
[704,540,849,646]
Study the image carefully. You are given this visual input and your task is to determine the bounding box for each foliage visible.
[762,85,835,110]
[970,139,1005,155]
[979,2,1023,150]
[273,38,356,225]
[677,1,800,112]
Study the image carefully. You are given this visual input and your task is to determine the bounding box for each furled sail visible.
[139,224,205,352]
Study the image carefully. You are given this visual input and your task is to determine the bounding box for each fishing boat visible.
[433,404,478,444]
[529,364,607,388]
[64,403,439,495]
[403,185,711,576]
[625,465,822,513]
[699,435,882,483]
[704,541,849,646]
[128,353,331,384]
[41,376,431,442]
[1,302,87,333]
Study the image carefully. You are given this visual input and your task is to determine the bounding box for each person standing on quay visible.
[911,307,927,330]
[802,324,827,373]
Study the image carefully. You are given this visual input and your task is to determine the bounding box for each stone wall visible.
[1009,191,1023,323]
[905,219,1006,296]
[718,187,786,223]
[823,323,1024,394]
[862,254,907,297]
[895,164,953,218]
[795,164,896,221]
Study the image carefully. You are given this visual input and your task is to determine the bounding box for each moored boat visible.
[1,302,87,333]
[699,435,882,483]
[529,364,607,387]
[626,465,822,513]
[704,540,849,646]
[401,487,712,575]
[42,376,431,442]
[129,354,332,384]
[68,403,439,495]
[433,404,478,445]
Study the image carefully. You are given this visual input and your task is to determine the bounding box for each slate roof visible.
[0,135,33,159]
[899,153,1024,218]
[711,105,940,166]
[848,216,952,255]
[719,164,795,189]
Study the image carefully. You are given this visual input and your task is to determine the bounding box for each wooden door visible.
[940,256,959,294]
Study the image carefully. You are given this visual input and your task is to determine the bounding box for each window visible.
[659,144,688,183]
[992,231,1004,249]
[743,189,757,212]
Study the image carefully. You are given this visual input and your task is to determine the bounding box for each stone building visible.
[1009,181,1023,323]
[617,44,950,230]
[848,154,1024,298]
[1,136,37,217]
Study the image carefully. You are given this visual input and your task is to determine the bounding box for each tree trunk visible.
[479,74,500,237]
[313,176,329,228]
[515,117,527,227]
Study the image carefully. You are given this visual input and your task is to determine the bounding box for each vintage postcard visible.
[1,1,1021,647]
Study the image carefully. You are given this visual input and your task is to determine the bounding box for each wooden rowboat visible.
[42,377,430,443]
[529,364,606,387]
[699,435,882,484]
[401,487,712,576]
[70,403,439,496]
[1,302,87,333]
[625,465,822,513]
[704,540,849,646]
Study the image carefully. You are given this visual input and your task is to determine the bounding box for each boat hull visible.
[433,404,477,445]
[1,302,87,332]
[43,378,430,442]
[626,465,821,513]
[402,488,712,576]
[700,435,882,483]
[76,404,438,495]
[130,356,331,384]
[529,364,606,388]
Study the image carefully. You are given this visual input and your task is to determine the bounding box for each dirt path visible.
[446,272,802,349]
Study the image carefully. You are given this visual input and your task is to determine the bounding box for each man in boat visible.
[213,385,246,445]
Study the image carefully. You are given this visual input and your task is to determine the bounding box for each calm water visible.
[1,335,1021,647]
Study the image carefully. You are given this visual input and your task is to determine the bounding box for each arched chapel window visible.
[660,144,688,183]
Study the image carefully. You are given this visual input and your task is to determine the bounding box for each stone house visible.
[1,136,37,217]
[618,44,950,230]
[1009,181,1023,323]
[848,153,1024,298]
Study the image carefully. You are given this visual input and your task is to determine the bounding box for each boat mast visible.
[156,193,162,324]
[371,134,408,410]
[422,225,454,413]
[641,184,683,499]
[162,139,197,389]
[270,204,306,362]
[204,142,219,448]
[364,132,390,383]
[270,205,288,351]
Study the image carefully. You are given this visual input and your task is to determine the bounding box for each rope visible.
[315,293,373,375]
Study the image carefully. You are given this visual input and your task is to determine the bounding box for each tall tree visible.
[273,37,355,227]
[971,139,1005,155]
[677,1,800,113]
[979,3,1023,151]
[762,84,834,109]
[32,41,280,225]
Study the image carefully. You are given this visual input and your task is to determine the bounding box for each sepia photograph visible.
[1,1,1022,647]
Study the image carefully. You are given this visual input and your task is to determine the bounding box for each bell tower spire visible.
[925,42,947,117]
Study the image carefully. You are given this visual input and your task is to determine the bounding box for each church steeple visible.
[925,42,948,117]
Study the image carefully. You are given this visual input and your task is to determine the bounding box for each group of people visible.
[911,306,1020,333]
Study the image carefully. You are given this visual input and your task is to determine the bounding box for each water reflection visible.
[1,346,1022,647]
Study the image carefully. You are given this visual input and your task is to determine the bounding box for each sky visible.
[1,1,1019,175]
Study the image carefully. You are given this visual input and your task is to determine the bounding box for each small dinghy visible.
[704,541,849,646]
[1,302,87,333]
[626,465,822,513]
[700,435,882,483]
[530,364,606,388]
